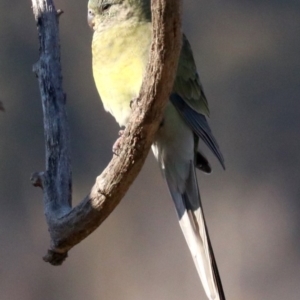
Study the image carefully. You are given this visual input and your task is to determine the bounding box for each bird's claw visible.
[130,97,138,109]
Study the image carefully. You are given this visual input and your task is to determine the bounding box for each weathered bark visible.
[31,0,182,265]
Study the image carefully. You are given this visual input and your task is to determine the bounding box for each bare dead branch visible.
[31,0,182,265]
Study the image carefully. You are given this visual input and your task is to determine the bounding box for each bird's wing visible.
[171,93,225,169]
[173,34,210,117]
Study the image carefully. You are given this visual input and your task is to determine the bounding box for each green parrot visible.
[87,1,225,299]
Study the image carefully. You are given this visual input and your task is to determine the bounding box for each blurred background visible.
[0,0,299,299]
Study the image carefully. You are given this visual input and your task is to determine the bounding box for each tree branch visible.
[31,0,182,265]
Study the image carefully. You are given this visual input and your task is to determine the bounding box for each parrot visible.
[87,1,226,299]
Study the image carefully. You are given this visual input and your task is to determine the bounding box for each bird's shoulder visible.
[174,34,210,116]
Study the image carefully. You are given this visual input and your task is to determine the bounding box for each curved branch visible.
[31,0,182,265]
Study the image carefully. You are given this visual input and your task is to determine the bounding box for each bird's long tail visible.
[166,161,225,300]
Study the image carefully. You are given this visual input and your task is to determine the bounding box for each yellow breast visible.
[92,22,152,126]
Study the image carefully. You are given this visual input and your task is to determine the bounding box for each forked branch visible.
[31,0,182,265]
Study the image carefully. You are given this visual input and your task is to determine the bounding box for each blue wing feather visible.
[170,93,225,169]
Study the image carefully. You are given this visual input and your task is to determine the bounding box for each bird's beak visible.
[88,18,95,30]
[87,12,95,30]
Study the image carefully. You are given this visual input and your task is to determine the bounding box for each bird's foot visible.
[112,130,125,155]
[130,97,138,109]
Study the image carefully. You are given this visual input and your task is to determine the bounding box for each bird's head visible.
[87,0,151,31]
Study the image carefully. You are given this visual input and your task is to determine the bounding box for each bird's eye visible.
[102,4,112,12]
